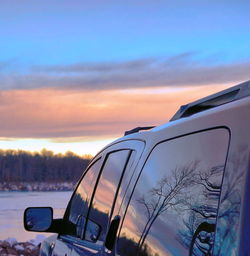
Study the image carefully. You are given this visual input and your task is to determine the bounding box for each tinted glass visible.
[117,129,229,256]
[86,150,131,242]
[65,158,102,237]
[113,151,137,217]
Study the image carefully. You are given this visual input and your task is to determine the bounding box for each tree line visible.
[0,149,91,182]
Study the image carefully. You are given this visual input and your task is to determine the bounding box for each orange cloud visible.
[0,84,232,139]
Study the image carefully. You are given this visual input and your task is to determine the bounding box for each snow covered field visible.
[0,191,72,242]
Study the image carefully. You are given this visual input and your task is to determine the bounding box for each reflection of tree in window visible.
[117,129,229,256]
[119,165,225,256]
[213,148,247,256]
[179,165,224,256]
[136,163,197,253]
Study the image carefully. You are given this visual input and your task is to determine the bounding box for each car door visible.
[51,156,104,256]
[69,140,145,256]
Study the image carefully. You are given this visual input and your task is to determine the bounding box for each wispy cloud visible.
[32,58,156,73]
[0,59,17,72]
[0,53,249,91]
[0,85,232,139]
[0,53,248,140]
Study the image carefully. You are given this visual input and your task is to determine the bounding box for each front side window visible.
[65,158,102,238]
[118,129,229,256]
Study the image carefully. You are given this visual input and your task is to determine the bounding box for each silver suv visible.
[24,80,250,256]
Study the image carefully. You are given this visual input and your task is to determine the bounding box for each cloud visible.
[0,53,248,140]
[32,58,156,73]
[0,85,232,139]
[0,53,249,91]
[0,59,17,72]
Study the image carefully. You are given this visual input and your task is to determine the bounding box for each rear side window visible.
[117,128,229,256]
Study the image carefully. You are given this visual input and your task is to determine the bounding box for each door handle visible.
[105,215,121,251]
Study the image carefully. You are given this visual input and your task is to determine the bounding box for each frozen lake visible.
[0,191,72,242]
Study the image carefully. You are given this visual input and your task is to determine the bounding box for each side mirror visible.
[24,207,53,232]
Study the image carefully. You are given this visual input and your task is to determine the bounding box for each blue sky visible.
[0,0,249,155]
[1,0,250,68]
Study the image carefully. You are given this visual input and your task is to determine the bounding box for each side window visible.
[113,151,137,217]
[117,129,229,256]
[65,158,102,238]
[85,150,131,243]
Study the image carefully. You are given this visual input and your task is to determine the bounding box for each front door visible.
[51,157,103,256]
[70,140,144,256]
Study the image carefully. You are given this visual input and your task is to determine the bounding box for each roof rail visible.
[124,126,155,136]
[170,80,250,121]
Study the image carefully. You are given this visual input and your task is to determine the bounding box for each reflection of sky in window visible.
[147,214,187,255]
[143,129,229,184]
[117,151,136,197]
[91,150,130,214]
[113,149,144,218]
[144,130,229,254]
[119,128,230,255]
[78,162,100,202]
[69,158,102,223]
[94,180,116,212]
[145,234,172,256]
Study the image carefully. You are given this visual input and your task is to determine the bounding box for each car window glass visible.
[117,129,229,256]
[112,150,137,217]
[85,150,131,243]
[65,158,102,238]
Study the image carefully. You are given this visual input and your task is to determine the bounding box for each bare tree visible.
[136,162,198,253]
[178,165,224,256]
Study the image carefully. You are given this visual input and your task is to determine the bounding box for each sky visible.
[0,0,250,156]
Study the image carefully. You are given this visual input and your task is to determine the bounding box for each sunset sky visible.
[0,0,249,156]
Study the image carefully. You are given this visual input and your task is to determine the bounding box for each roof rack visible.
[124,126,155,136]
[170,80,250,121]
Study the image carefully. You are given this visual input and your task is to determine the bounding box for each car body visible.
[24,80,250,256]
